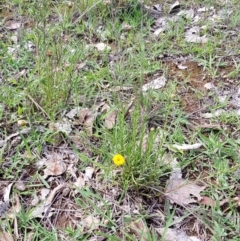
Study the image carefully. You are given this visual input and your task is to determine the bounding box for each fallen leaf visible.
[78,108,95,135]
[104,110,117,129]
[3,183,13,205]
[204,82,215,90]
[109,86,133,92]
[43,154,67,179]
[122,22,132,31]
[166,179,205,205]
[94,43,111,51]
[84,166,95,181]
[153,27,166,36]
[14,181,26,191]
[185,27,208,43]
[78,108,91,124]
[48,121,72,135]
[177,64,188,70]
[8,69,26,82]
[66,107,81,119]
[177,9,194,19]
[101,103,110,113]
[142,76,167,92]
[74,175,85,189]
[169,1,180,14]
[6,194,21,219]
[40,188,50,201]
[172,143,202,151]
[0,232,14,241]
[82,215,100,230]
[129,219,149,241]
[30,184,65,218]
[26,232,34,241]
[156,228,201,241]
[200,196,229,207]
[5,22,21,30]
[201,109,225,118]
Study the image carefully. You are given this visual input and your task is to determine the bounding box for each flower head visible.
[112,154,125,166]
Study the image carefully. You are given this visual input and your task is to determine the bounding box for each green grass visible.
[1,0,240,240]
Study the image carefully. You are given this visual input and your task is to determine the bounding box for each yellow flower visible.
[112,154,125,166]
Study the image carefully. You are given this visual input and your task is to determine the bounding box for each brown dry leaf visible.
[142,76,167,92]
[200,196,229,207]
[78,108,95,135]
[122,22,132,31]
[48,121,72,135]
[200,196,216,206]
[109,86,133,92]
[93,43,111,51]
[168,1,180,14]
[30,184,65,218]
[74,175,85,189]
[185,27,208,43]
[3,183,13,205]
[177,64,188,70]
[5,22,21,30]
[0,232,14,241]
[172,143,202,151]
[78,108,91,124]
[101,103,110,113]
[6,194,21,219]
[129,219,149,241]
[155,228,201,241]
[84,166,95,181]
[66,107,81,119]
[82,215,100,230]
[43,154,67,179]
[104,110,117,129]
[166,179,205,206]
[26,232,34,241]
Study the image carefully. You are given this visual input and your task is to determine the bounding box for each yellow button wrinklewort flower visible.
[112,154,125,166]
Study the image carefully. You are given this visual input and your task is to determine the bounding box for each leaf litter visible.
[1,0,240,240]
